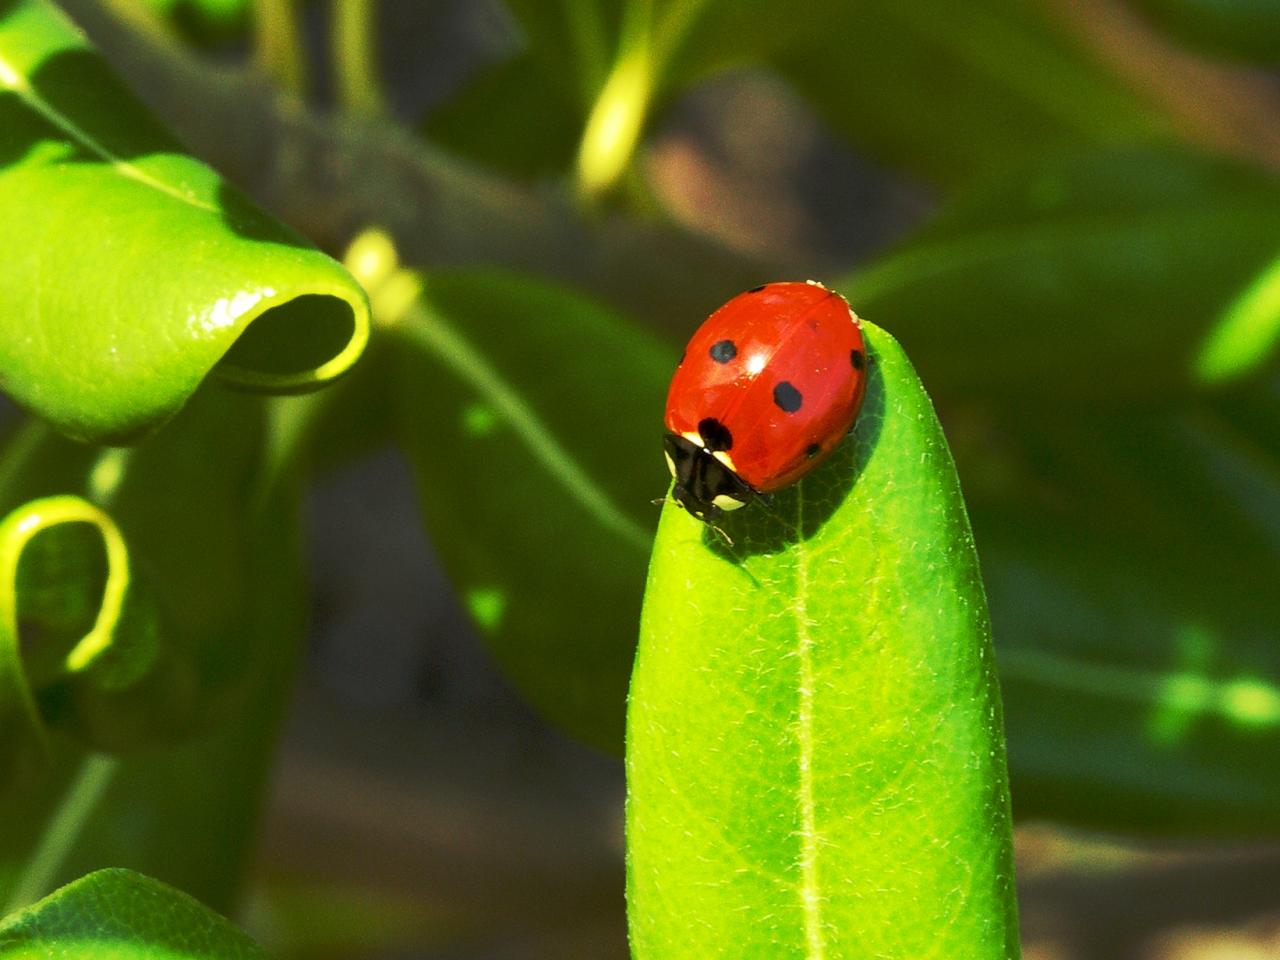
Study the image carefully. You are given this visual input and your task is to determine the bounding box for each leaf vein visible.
[402,303,650,551]
[0,51,217,213]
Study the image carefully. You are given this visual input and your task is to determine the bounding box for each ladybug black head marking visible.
[663,432,753,523]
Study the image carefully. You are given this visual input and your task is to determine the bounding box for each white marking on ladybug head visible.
[663,450,676,478]
[711,450,737,472]
[681,430,702,446]
[713,494,747,512]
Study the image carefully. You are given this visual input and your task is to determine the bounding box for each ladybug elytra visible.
[663,281,867,523]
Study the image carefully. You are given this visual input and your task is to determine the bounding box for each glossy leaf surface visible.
[0,867,269,957]
[394,270,670,751]
[0,0,369,442]
[629,323,1018,958]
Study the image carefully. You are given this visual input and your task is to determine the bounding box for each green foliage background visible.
[0,0,1277,956]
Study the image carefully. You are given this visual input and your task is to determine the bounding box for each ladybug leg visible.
[708,522,734,548]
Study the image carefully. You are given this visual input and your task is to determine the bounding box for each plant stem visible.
[4,754,118,914]
[574,0,653,200]
[332,0,385,116]
[253,0,306,97]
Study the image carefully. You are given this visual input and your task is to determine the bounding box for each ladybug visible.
[663,280,867,523]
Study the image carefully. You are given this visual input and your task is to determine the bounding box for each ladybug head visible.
[662,432,752,523]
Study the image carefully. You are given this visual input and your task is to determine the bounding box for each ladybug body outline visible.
[663,281,867,523]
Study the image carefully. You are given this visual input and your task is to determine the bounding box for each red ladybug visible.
[663,281,867,522]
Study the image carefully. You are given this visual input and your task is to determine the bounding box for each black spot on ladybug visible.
[698,417,733,452]
[748,284,766,293]
[773,381,803,413]
[806,443,821,459]
[709,340,737,364]
[851,349,865,370]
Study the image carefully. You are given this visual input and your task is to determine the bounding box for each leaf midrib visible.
[0,50,216,213]
[401,302,650,551]
[792,485,824,959]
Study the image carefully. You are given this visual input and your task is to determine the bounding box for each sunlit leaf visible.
[0,0,369,442]
[0,867,269,957]
[628,323,1018,958]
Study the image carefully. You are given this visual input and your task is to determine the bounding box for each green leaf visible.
[488,0,1160,191]
[0,388,305,911]
[139,0,250,47]
[0,494,172,785]
[423,49,585,181]
[0,867,269,957]
[393,270,670,751]
[628,323,1019,958]
[0,0,370,443]
[1129,0,1280,64]
[766,0,1166,187]
[958,405,1280,832]
[844,146,1280,401]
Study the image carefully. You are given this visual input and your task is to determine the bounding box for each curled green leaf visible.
[628,323,1019,958]
[0,0,370,442]
[0,496,123,778]
[0,493,196,783]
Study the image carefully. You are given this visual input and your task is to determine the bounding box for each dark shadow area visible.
[215,180,312,248]
[706,338,887,560]
[217,294,358,379]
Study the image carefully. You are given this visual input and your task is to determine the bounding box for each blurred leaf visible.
[1129,0,1280,64]
[0,388,305,911]
[954,404,1280,831]
[423,41,584,180]
[140,0,250,47]
[843,146,1280,402]
[628,324,1018,957]
[393,270,670,752]
[475,0,1163,190]
[765,0,1167,187]
[0,0,369,443]
[0,867,269,957]
[1196,253,1280,384]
